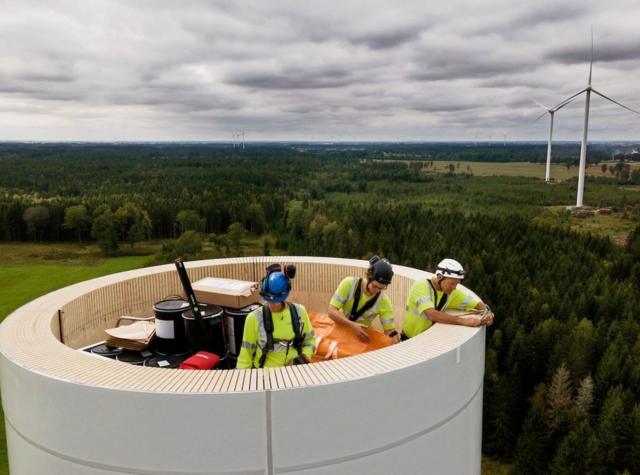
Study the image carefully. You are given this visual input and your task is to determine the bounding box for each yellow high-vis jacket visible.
[402,277,480,338]
[330,276,395,331]
[236,303,316,369]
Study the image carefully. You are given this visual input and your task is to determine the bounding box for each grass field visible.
[430,160,640,180]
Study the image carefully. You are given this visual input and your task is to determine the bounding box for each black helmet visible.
[367,255,393,285]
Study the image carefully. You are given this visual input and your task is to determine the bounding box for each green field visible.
[0,257,151,320]
[431,160,640,180]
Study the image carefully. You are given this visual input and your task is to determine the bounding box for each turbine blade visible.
[591,89,640,115]
[534,110,548,122]
[551,88,588,111]
[589,26,594,85]
[528,95,550,110]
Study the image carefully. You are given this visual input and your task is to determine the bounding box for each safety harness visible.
[348,278,381,322]
[428,279,448,311]
[258,303,304,368]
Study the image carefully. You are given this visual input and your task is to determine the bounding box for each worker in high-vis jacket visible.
[236,264,316,369]
[328,255,399,343]
[402,258,495,340]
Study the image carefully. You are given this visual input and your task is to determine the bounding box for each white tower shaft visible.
[576,88,592,207]
[545,112,554,183]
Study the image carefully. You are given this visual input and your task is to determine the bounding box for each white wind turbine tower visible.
[554,31,640,207]
[530,96,576,183]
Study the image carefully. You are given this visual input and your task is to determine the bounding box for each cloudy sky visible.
[2,0,640,141]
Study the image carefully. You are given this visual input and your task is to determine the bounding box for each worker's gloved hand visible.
[351,322,370,342]
[290,355,309,366]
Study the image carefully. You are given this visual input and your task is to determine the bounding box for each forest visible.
[2,142,640,473]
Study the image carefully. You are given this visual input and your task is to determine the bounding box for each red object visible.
[179,351,221,370]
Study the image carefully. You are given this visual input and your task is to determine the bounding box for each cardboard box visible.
[192,277,260,309]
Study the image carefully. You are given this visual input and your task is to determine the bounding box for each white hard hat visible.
[435,258,465,279]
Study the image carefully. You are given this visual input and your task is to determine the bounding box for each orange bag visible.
[309,311,393,362]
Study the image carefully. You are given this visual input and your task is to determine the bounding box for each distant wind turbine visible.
[530,95,576,183]
[555,30,640,207]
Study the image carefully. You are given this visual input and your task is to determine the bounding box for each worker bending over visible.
[236,264,316,368]
[402,258,495,340]
[328,255,399,343]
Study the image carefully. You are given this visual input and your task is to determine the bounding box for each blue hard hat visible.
[260,271,291,302]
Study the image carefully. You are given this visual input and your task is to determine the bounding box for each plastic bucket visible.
[224,303,261,356]
[153,299,190,355]
[182,304,226,355]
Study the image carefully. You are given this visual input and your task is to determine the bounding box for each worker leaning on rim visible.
[236,264,317,369]
[328,255,399,343]
[402,258,495,340]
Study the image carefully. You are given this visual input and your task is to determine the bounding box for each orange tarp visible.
[309,311,393,362]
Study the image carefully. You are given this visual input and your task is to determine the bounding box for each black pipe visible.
[57,309,64,344]
[174,258,204,319]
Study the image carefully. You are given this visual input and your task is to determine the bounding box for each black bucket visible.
[182,304,226,355]
[219,353,238,370]
[224,303,261,356]
[90,344,122,358]
[116,350,153,365]
[153,299,190,355]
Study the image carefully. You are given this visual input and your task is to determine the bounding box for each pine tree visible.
[547,363,573,430]
[483,373,518,458]
[630,404,640,474]
[597,386,630,473]
[513,384,551,474]
[573,375,593,420]
[548,421,602,475]
[566,319,595,379]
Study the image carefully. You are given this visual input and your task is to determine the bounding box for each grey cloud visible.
[478,78,544,89]
[548,41,640,64]
[0,81,85,102]
[408,101,480,113]
[227,67,354,90]
[348,28,423,50]
[1,0,639,140]
[15,72,75,83]
[412,57,531,81]
[508,4,587,30]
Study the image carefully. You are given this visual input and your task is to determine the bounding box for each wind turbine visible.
[554,30,640,207]
[530,95,576,182]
